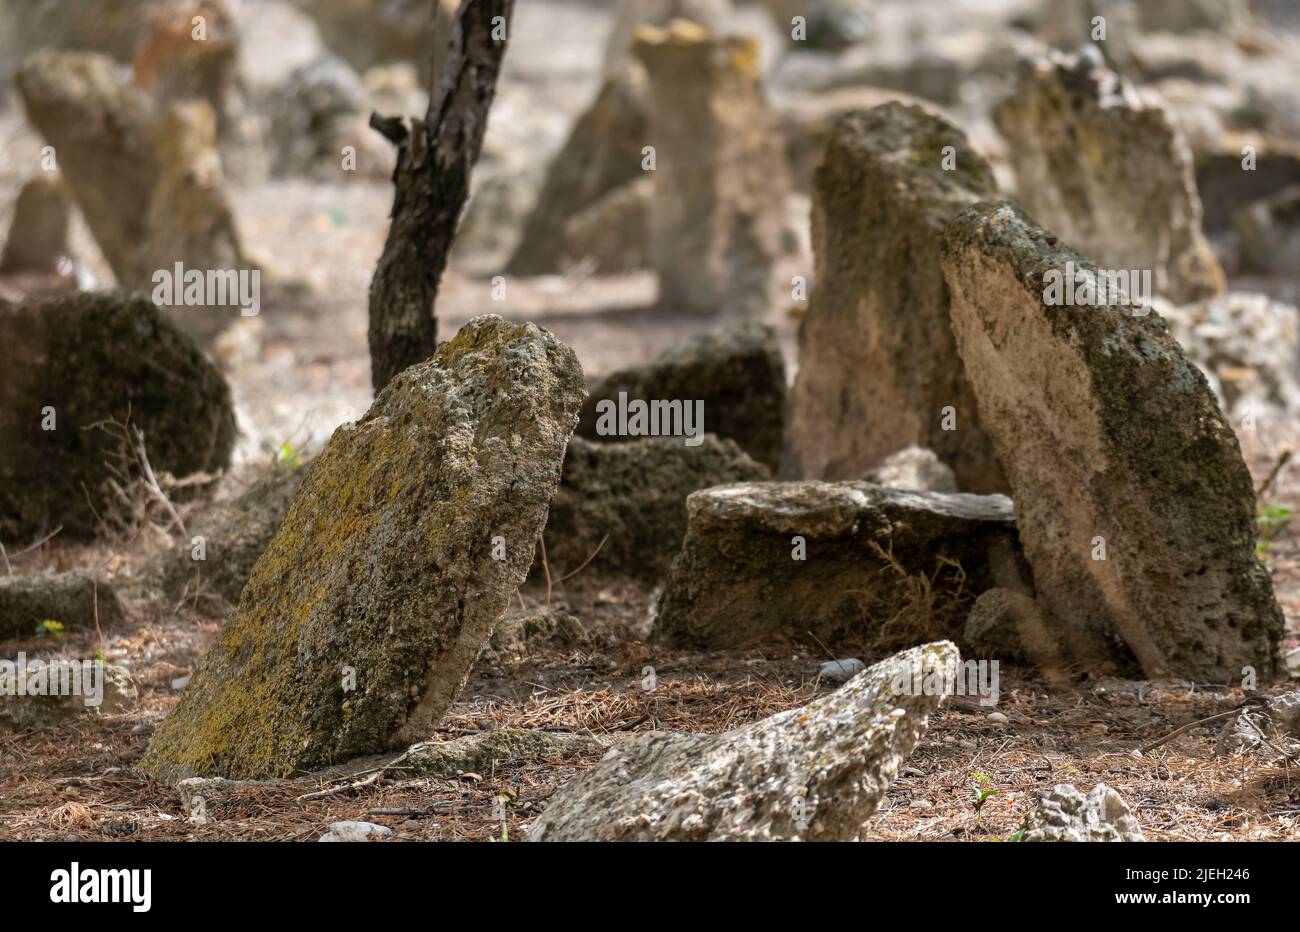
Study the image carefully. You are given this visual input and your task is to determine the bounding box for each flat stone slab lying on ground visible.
[784,103,1004,492]
[994,49,1223,305]
[0,290,236,541]
[1020,784,1145,842]
[528,641,959,841]
[576,323,787,471]
[0,571,126,640]
[654,481,1023,648]
[538,434,768,583]
[140,316,585,781]
[940,201,1283,681]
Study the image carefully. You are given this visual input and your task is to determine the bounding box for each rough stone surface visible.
[1216,692,1300,762]
[318,820,391,842]
[994,50,1224,305]
[577,323,787,471]
[539,435,768,582]
[784,103,1005,492]
[160,464,309,612]
[487,608,587,661]
[940,201,1283,681]
[1021,784,1145,842]
[0,291,236,541]
[1,663,136,731]
[655,481,1023,649]
[603,0,732,75]
[865,445,958,494]
[0,174,72,275]
[507,64,650,276]
[528,641,959,841]
[1233,184,1300,276]
[0,572,127,640]
[139,316,585,781]
[632,21,789,315]
[962,587,1038,665]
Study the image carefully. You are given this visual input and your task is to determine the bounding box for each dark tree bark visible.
[367,0,515,392]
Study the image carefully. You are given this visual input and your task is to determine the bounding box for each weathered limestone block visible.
[654,481,1023,648]
[539,435,768,582]
[0,572,127,640]
[507,64,651,276]
[940,201,1283,681]
[576,323,786,471]
[140,316,585,781]
[784,103,1006,492]
[633,21,789,316]
[0,175,72,275]
[994,50,1224,305]
[0,291,236,541]
[1021,784,1145,842]
[528,641,959,841]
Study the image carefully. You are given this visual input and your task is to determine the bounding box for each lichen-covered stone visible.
[507,64,650,276]
[1216,691,1300,762]
[0,174,72,275]
[0,571,127,640]
[528,641,959,841]
[940,201,1283,681]
[784,103,1005,492]
[539,435,768,583]
[865,445,958,494]
[576,323,787,471]
[139,316,585,781]
[654,481,1023,649]
[1021,784,1145,842]
[159,464,308,612]
[0,291,236,541]
[994,50,1224,305]
[632,21,789,315]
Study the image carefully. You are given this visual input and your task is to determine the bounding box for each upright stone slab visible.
[140,317,585,781]
[994,50,1224,305]
[0,174,72,275]
[784,103,1005,492]
[940,201,1283,681]
[632,21,789,316]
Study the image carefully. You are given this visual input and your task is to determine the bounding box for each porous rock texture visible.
[0,291,236,541]
[940,201,1283,681]
[140,316,585,781]
[994,50,1224,305]
[784,103,1005,492]
[1021,784,1145,842]
[0,571,127,640]
[539,435,768,582]
[654,481,1023,649]
[576,323,787,471]
[528,641,959,841]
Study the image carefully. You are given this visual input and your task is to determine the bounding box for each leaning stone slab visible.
[940,201,1283,681]
[576,323,787,471]
[632,20,789,315]
[785,103,1005,492]
[139,316,585,781]
[0,174,72,275]
[654,481,1023,649]
[1021,784,1145,842]
[528,641,959,841]
[0,290,236,541]
[994,50,1224,305]
[0,571,126,640]
[539,435,768,583]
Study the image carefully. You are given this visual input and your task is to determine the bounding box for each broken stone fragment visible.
[940,200,1283,681]
[0,174,72,276]
[864,446,958,494]
[487,607,587,660]
[507,63,651,276]
[0,290,236,541]
[576,323,787,471]
[784,103,1005,492]
[0,571,126,640]
[0,663,136,731]
[994,50,1224,305]
[528,641,959,841]
[1216,692,1300,763]
[654,481,1023,649]
[1020,784,1145,842]
[139,316,585,781]
[962,587,1037,665]
[538,435,768,583]
[632,20,789,316]
[319,821,391,842]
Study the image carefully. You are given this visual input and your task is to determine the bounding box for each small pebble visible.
[986,711,1009,725]
[318,820,393,843]
[170,675,191,691]
[819,658,865,683]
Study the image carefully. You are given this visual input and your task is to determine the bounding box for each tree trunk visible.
[367,0,515,392]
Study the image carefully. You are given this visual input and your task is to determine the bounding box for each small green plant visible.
[971,771,999,827]
[996,828,1025,842]
[1256,502,1292,558]
[275,441,302,470]
[34,619,64,640]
